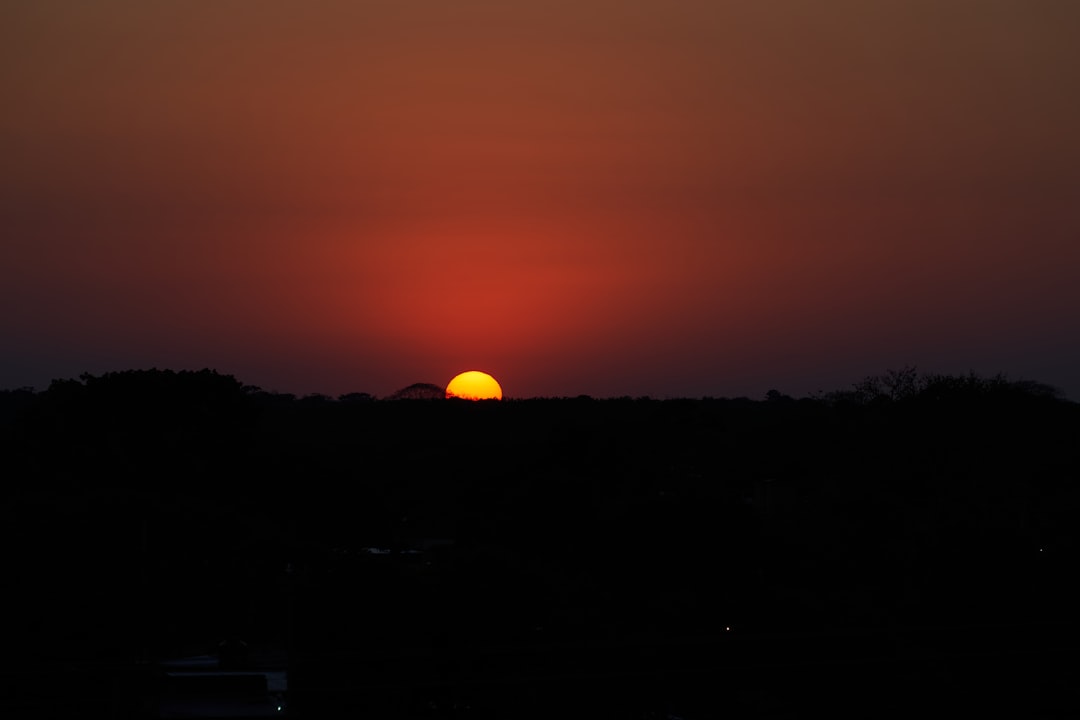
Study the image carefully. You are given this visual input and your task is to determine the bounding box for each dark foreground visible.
[2,369,1078,717]
[10,622,1079,718]
[288,623,1079,718]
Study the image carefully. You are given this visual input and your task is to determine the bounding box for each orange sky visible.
[3,1,1080,398]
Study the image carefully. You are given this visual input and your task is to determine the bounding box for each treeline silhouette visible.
[2,367,1078,715]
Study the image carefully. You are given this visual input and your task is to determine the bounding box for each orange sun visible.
[446,371,503,400]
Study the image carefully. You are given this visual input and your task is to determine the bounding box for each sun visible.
[446,370,503,400]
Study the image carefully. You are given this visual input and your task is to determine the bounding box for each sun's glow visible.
[446,370,503,400]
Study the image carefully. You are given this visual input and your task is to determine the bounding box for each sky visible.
[3,1,1079,400]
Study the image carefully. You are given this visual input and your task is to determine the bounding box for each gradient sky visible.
[3,1,1079,399]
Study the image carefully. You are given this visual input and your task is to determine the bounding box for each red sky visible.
[3,1,1080,399]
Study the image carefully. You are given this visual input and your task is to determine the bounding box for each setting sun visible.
[446,371,503,400]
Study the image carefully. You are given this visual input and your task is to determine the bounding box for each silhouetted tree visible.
[387,382,445,400]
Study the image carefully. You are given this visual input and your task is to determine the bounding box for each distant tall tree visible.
[847,365,921,403]
[881,365,921,400]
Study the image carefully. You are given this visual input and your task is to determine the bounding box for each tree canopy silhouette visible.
[387,382,446,400]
